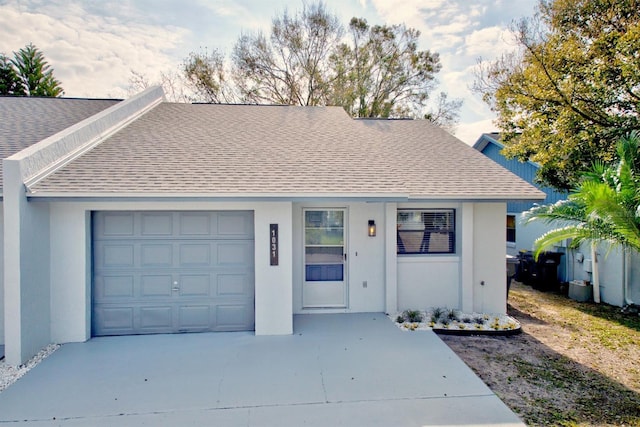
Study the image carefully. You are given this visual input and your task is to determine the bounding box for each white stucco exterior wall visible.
[4,87,166,364]
[0,203,4,345]
[50,204,91,343]
[253,202,293,335]
[396,203,462,312]
[3,162,52,365]
[49,200,295,343]
[566,243,633,307]
[384,202,398,314]
[473,203,507,314]
[629,250,640,305]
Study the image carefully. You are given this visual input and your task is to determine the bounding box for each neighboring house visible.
[473,132,640,308]
[2,87,544,365]
[0,96,120,356]
[473,133,568,258]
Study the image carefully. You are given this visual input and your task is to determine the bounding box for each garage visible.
[92,211,255,336]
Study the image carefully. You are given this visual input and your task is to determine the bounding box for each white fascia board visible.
[26,191,409,202]
[407,194,546,202]
[9,86,164,187]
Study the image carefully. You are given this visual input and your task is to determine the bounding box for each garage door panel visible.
[179,213,211,235]
[179,274,211,296]
[100,212,135,237]
[217,242,253,266]
[217,212,253,236]
[100,276,134,298]
[179,243,211,265]
[93,211,254,336]
[216,304,252,330]
[141,275,173,297]
[96,307,134,331]
[141,212,173,236]
[217,274,251,296]
[140,244,173,267]
[99,244,135,268]
[140,306,173,329]
[178,305,210,329]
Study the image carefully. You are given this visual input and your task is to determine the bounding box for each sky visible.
[0,0,538,144]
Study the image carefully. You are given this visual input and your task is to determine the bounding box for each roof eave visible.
[26,191,410,203]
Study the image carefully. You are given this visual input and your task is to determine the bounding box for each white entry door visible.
[303,209,347,308]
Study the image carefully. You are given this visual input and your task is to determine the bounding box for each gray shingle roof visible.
[0,96,120,189]
[29,103,544,201]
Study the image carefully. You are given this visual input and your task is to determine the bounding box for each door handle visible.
[344,253,347,261]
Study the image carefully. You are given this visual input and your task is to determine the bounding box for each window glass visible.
[397,209,455,254]
[506,215,516,243]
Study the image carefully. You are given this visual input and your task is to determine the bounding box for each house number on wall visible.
[270,224,278,266]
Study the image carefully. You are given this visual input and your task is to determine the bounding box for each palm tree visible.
[524,131,640,258]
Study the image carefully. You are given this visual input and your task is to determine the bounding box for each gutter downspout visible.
[624,248,635,305]
[591,243,601,303]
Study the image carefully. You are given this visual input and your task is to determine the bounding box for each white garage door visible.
[92,211,254,336]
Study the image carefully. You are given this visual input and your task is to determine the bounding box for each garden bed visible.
[390,308,521,335]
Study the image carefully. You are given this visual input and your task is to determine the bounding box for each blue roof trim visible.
[473,133,568,213]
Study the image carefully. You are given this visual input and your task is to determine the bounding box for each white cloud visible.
[0,0,536,135]
[454,118,498,146]
[0,2,189,98]
[461,26,518,59]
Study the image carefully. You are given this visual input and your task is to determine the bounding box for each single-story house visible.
[473,132,640,307]
[3,87,544,365]
[0,96,120,357]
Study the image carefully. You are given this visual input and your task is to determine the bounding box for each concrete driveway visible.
[0,313,524,426]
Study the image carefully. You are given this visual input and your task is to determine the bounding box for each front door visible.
[303,209,347,308]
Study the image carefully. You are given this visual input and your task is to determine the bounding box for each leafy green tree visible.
[474,0,640,190]
[183,48,235,103]
[8,43,64,97]
[329,18,447,121]
[524,132,640,257]
[0,54,23,95]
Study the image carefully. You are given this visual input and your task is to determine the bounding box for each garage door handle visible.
[172,287,180,292]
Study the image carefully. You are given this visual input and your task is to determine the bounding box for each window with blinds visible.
[397,209,455,254]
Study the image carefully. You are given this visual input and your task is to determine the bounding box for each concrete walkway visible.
[0,313,524,426]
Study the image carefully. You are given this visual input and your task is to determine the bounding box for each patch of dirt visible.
[440,281,640,426]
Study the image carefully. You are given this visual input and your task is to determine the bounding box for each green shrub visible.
[403,310,423,323]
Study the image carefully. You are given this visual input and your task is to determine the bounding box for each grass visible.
[440,281,640,426]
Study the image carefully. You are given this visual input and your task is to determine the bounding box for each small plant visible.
[430,307,445,323]
[462,317,472,324]
[396,315,405,323]
[403,310,423,323]
[473,316,486,325]
[458,323,466,330]
[447,308,460,322]
[406,323,419,331]
[504,322,518,330]
[474,324,483,330]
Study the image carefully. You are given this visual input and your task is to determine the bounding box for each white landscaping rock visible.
[0,344,59,393]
